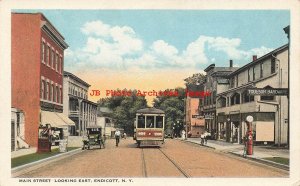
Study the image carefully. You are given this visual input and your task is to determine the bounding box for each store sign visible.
[192,115,204,119]
[204,114,214,120]
[247,88,288,96]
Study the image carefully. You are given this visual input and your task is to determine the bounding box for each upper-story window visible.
[56,86,60,103]
[60,57,63,74]
[46,82,50,100]
[260,62,264,78]
[253,67,256,81]
[41,41,45,63]
[217,97,226,108]
[213,91,216,104]
[41,80,45,99]
[248,69,250,82]
[230,77,235,88]
[271,58,276,74]
[60,88,62,103]
[51,49,55,69]
[236,75,239,87]
[230,93,240,105]
[53,84,56,102]
[46,46,50,66]
[55,53,59,72]
[242,90,254,103]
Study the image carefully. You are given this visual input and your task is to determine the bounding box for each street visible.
[18,138,288,178]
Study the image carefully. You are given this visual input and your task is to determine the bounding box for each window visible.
[53,85,56,102]
[60,57,63,74]
[230,77,235,88]
[156,116,163,128]
[41,42,45,63]
[218,97,226,108]
[271,58,276,74]
[49,84,52,101]
[41,80,45,99]
[146,116,155,128]
[56,86,60,103]
[260,62,264,78]
[46,82,50,100]
[137,116,145,128]
[46,46,50,65]
[242,91,254,103]
[213,91,216,104]
[236,75,238,87]
[253,67,255,81]
[55,54,58,72]
[230,93,240,105]
[51,50,54,68]
[60,88,62,103]
[248,69,250,82]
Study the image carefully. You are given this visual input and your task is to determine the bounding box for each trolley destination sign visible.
[247,88,289,96]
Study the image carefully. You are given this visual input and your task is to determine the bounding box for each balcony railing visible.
[69,110,80,117]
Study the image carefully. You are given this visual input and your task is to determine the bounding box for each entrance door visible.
[11,120,15,151]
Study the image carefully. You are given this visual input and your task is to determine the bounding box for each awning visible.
[41,111,75,128]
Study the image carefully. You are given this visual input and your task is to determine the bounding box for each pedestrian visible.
[181,130,186,140]
[115,129,121,147]
[200,132,205,145]
[123,132,127,139]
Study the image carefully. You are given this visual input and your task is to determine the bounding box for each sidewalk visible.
[183,138,289,170]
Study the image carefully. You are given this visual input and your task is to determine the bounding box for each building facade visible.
[63,71,97,136]
[12,13,73,147]
[216,45,289,145]
[201,62,238,139]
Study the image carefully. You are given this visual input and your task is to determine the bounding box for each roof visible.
[136,108,165,114]
[229,44,288,77]
[98,107,113,114]
[64,71,90,87]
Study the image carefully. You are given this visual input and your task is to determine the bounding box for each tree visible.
[97,89,147,135]
[184,73,206,89]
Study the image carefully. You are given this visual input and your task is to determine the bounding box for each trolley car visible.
[134,108,165,147]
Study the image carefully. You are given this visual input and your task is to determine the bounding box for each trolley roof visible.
[136,108,165,114]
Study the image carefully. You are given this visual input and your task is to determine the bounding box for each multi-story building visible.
[185,84,205,137]
[201,62,238,139]
[12,13,74,147]
[63,71,97,136]
[216,45,289,145]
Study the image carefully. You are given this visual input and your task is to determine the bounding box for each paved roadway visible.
[19,138,288,178]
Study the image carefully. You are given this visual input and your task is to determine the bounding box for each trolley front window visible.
[146,116,155,128]
[156,116,163,128]
[137,116,145,128]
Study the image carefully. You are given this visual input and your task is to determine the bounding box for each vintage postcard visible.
[1,0,300,186]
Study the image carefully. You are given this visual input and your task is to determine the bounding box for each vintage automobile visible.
[82,126,104,150]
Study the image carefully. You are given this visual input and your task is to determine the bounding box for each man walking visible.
[115,129,121,147]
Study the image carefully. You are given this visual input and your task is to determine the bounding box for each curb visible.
[12,148,83,177]
[228,152,289,171]
[182,139,216,150]
[180,139,289,171]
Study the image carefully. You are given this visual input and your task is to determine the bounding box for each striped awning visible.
[41,111,75,128]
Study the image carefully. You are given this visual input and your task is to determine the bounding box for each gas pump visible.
[245,116,254,155]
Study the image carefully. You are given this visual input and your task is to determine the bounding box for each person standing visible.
[181,130,186,140]
[115,129,121,147]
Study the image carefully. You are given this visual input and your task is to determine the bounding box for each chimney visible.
[229,60,233,67]
[252,55,257,61]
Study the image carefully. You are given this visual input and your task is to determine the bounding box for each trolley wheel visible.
[137,141,141,148]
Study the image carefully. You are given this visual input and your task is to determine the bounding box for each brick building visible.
[12,13,73,147]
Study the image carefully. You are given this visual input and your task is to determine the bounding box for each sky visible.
[15,10,290,105]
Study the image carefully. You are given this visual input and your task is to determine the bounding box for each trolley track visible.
[141,147,190,178]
